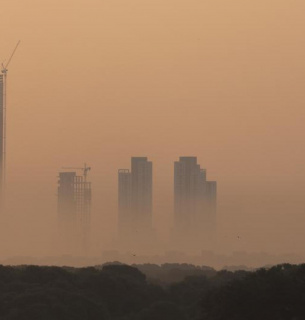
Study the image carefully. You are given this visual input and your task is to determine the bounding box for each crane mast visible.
[62,163,91,182]
[0,40,20,203]
[60,163,92,254]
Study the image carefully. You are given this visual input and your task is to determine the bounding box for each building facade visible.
[118,157,154,249]
[58,171,91,255]
[118,169,132,240]
[173,157,217,251]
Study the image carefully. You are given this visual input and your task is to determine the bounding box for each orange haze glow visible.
[0,0,305,261]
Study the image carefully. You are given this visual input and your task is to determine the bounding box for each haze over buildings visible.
[118,157,154,251]
[0,0,304,262]
[117,156,217,254]
[57,167,91,255]
[173,157,217,252]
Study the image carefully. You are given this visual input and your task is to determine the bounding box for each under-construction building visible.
[57,168,91,255]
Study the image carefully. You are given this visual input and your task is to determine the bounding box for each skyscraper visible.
[173,157,217,250]
[58,170,91,255]
[118,157,154,249]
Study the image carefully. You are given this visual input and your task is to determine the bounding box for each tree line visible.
[0,263,303,319]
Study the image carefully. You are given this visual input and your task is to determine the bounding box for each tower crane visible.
[62,163,91,182]
[1,41,21,76]
[1,40,20,196]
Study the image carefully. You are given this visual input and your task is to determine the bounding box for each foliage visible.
[0,263,304,319]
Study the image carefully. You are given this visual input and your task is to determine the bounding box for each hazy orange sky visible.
[0,0,305,257]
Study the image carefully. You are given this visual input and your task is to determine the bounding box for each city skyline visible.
[55,156,217,255]
[0,1,304,317]
[0,0,304,260]
[116,156,217,253]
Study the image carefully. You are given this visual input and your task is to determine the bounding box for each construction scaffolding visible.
[58,165,91,255]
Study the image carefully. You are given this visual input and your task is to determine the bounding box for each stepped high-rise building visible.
[118,157,154,249]
[173,157,217,251]
[58,170,91,255]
